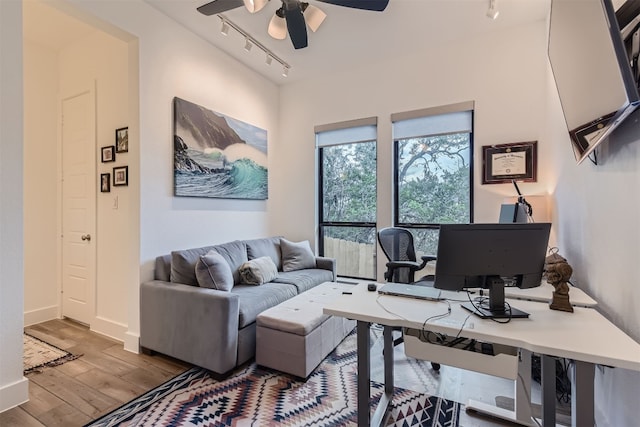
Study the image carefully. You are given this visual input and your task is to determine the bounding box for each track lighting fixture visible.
[220,20,230,35]
[244,38,253,52]
[217,15,291,77]
[487,0,499,19]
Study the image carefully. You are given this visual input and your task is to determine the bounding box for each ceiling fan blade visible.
[315,0,389,12]
[283,1,308,49]
[197,0,245,16]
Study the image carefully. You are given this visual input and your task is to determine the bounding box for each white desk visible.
[505,281,597,307]
[323,282,640,427]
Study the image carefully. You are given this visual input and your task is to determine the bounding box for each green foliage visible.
[320,133,470,250]
[322,141,376,225]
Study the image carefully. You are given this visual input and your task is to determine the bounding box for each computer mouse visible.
[367,283,377,292]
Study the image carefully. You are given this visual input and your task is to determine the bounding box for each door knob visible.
[81,234,91,242]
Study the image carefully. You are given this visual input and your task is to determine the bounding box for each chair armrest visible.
[387,260,423,270]
[140,280,240,374]
[420,255,437,263]
[315,256,337,281]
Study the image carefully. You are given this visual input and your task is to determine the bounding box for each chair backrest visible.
[378,227,417,283]
[378,227,418,262]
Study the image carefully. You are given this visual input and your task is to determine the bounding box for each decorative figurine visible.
[545,249,574,312]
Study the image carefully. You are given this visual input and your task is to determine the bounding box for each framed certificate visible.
[482,141,537,184]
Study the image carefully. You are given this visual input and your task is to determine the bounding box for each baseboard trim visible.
[0,376,29,413]
[123,330,140,354]
[90,316,127,343]
[24,305,58,327]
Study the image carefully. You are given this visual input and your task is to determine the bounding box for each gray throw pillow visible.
[280,239,316,272]
[238,256,278,285]
[195,250,234,291]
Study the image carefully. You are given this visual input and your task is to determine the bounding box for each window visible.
[316,118,377,279]
[392,102,474,256]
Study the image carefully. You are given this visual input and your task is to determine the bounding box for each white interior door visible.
[61,88,96,325]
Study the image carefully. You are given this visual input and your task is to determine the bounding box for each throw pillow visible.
[195,250,234,291]
[238,256,278,285]
[280,238,316,272]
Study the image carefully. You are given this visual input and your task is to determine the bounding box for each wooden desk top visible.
[324,282,640,372]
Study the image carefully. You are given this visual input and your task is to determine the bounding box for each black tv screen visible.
[548,0,640,164]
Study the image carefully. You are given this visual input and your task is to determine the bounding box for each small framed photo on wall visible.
[116,127,129,153]
[113,166,128,186]
[100,173,111,193]
[101,146,115,163]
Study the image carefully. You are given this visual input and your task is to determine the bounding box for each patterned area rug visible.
[86,331,460,427]
[23,333,81,374]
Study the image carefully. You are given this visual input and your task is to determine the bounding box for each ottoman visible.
[256,282,356,378]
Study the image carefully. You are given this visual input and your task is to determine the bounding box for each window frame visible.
[316,119,378,280]
[392,107,475,235]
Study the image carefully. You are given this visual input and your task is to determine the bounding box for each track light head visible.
[220,20,230,35]
[282,66,290,77]
[244,38,253,52]
[487,0,499,19]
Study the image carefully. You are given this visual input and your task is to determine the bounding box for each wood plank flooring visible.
[0,319,190,427]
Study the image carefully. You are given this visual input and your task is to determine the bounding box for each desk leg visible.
[571,361,594,427]
[541,355,556,426]
[356,321,394,427]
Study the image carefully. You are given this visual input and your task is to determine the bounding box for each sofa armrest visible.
[315,256,337,281]
[140,280,240,374]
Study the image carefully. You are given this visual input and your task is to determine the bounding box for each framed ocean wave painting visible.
[173,97,268,200]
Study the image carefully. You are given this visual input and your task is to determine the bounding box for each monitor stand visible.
[462,275,530,319]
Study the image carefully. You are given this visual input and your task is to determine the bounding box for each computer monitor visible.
[434,223,551,319]
[499,203,529,223]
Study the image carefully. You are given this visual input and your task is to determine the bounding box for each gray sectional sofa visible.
[140,236,336,376]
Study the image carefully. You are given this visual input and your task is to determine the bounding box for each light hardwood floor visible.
[0,319,190,427]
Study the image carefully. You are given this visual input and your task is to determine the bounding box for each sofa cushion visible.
[232,283,298,328]
[170,245,217,286]
[273,269,334,293]
[280,239,316,272]
[195,250,234,291]
[170,240,248,286]
[245,237,283,271]
[238,256,278,285]
[212,240,249,285]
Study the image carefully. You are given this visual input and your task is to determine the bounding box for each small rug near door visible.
[23,332,81,374]
[85,331,460,427]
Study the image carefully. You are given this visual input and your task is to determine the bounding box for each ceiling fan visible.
[197,0,389,49]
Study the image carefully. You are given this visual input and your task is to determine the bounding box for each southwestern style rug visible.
[23,332,81,374]
[86,331,460,427]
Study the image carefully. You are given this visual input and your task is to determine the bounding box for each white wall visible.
[23,39,59,326]
[58,0,280,349]
[545,51,640,425]
[0,0,29,413]
[277,20,552,274]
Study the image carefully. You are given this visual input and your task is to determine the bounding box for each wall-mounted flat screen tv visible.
[548,0,640,164]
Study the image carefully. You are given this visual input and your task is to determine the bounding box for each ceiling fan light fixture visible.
[302,3,326,32]
[243,0,268,13]
[268,9,288,40]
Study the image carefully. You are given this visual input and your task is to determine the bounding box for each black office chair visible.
[378,227,436,284]
[377,227,440,371]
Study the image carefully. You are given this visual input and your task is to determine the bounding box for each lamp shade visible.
[244,0,268,13]
[268,14,287,40]
[304,4,326,32]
